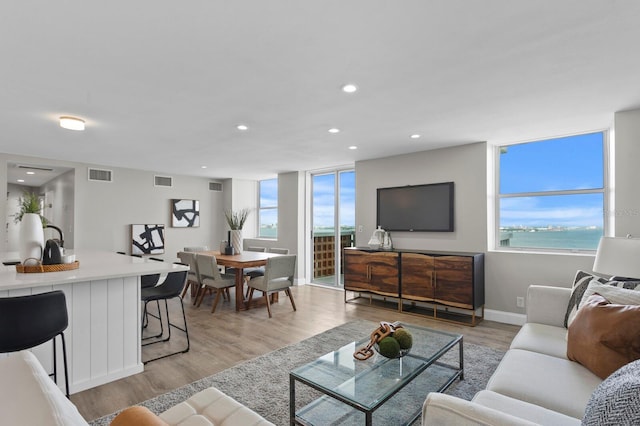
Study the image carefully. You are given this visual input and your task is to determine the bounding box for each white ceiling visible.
[1,1,639,182]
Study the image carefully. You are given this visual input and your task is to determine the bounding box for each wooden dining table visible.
[198,250,284,311]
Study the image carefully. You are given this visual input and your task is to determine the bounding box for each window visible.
[497,132,606,251]
[258,178,278,238]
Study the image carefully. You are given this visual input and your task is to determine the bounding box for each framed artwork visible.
[172,199,200,228]
[131,224,165,255]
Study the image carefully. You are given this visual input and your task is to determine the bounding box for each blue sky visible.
[312,171,355,228]
[500,132,604,227]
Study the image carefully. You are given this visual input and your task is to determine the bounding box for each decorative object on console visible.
[224,208,249,254]
[171,199,199,228]
[354,321,412,360]
[131,224,165,255]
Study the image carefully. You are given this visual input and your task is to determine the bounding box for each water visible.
[501,228,602,250]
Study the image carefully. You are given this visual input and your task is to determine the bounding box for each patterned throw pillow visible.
[564,270,608,328]
[583,359,640,425]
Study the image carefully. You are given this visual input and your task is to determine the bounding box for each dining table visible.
[197,250,284,311]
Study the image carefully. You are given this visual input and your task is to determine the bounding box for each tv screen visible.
[377,182,454,232]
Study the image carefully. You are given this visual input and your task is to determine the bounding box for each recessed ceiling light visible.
[201,166,207,169]
[328,128,340,134]
[26,171,35,175]
[410,134,421,139]
[342,84,358,93]
[237,124,248,131]
[59,116,85,131]
[348,146,358,150]
[17,179,25,183]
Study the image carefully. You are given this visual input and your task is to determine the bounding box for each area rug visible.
[90,320,504,426]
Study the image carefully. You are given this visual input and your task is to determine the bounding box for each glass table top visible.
[290,324,462,410]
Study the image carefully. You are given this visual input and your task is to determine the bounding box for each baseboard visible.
[484,309,526,326]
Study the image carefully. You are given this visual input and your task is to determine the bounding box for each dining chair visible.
[244,247,289,281]
[177,251,199,301]
[241,246,268,294]
[246,254,297,318]
[141,269,190,363]
[0,290,70,397]
[195,254,235,313]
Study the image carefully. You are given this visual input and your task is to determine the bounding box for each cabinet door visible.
[344,250,398,297]
[401,252,435,301]
[434,256,474,309]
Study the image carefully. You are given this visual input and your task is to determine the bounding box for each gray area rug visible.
[90,320,504,425]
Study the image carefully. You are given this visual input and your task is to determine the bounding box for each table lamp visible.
[592,236,640,280]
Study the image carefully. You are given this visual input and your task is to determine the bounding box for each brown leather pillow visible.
[567,293,640,379]
[109,406,169,426]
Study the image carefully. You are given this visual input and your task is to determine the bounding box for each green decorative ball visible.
[378,336,401,358]
[393,328,413,350]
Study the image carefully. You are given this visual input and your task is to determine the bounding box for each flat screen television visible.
[377,182,454,232]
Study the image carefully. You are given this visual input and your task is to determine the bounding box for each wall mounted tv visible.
[377,182,454,232]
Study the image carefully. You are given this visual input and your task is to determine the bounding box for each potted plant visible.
[14,191,47,265]
[224,208,250,254]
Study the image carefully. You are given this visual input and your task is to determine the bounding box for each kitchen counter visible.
[0,250,188,394]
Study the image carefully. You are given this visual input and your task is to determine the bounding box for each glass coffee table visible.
[289,324,463,425]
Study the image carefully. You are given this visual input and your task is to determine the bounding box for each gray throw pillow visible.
[564,270,608,328]
[582,359,640,425]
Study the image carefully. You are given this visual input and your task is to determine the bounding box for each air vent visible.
[154,175,173,187]
[18,165,54,172]
[209,182,223,192]
[88,168,113,182]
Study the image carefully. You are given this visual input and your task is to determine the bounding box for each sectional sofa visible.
[0,350,273,426]
[422,281,640,425]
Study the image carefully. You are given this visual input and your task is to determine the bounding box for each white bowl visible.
[62,254,76,264]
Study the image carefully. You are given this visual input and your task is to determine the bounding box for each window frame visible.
[494,130,610,253]
[258,178,278,239]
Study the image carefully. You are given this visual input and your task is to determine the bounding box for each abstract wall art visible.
[171,199,200,228]
[131,224,165,255]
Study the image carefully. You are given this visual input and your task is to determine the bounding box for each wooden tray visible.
[16,261,80,273]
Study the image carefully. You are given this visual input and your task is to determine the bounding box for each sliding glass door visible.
[311,169,355,287]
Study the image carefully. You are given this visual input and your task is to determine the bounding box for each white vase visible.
[19,213,44,265]
[230,229,243,254]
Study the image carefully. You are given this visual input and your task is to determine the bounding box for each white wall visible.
[614,108,640,237]
[354,141,596,317]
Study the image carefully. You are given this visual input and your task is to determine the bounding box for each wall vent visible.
[209,182,223,192]
[88,168,113,182]
[154,175,173,187]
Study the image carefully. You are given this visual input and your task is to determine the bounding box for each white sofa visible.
[422,285,603,425]
[0,350,273,426]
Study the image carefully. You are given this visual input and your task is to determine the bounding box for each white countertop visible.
[0,250,187,291]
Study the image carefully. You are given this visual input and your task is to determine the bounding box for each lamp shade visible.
[592,237,640,279]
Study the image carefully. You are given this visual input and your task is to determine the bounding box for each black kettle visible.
[42,239,63,265]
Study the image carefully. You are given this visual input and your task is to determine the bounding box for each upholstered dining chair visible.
[244,247,289,281]
[246,254,297,318]
[0,290,70,397]
[177,251,199,301]
[195,254,235,313]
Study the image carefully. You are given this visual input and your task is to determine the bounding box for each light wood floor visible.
[71,284,520,421]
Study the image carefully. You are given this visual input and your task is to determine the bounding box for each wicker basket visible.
[16,260,80,273]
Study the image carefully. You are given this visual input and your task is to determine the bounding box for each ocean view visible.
[500,228,602,250]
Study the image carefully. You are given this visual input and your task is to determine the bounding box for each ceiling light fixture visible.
[26,171,35,175]
[328,128,340,134]
[410,134,421,139]
[349,146,358,150]
[342,84,358,93]
[237,124,248,131]
[59,116,85,131]
[201,166,207,169]
[17,179,25,183]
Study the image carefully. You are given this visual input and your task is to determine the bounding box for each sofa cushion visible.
[564,270,608,327]
[159,387,274,426]
[580,280,640,307]
[0,351,88,426]
[509,323,568,359]
[485,349,601,419]
[472,390,580,425]
[567,294,640,379]
[582,359,640,425]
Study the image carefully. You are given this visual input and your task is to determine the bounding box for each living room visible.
[2,2,640,425]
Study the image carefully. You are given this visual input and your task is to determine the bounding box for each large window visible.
[498,132,606,251]
[258,178,277,238]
